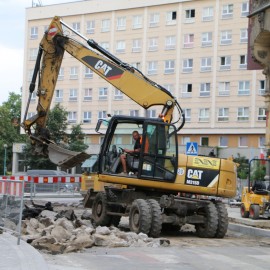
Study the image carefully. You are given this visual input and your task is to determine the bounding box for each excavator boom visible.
[21,16,184,168]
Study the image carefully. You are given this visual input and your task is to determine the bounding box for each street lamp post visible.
[3,144,7,176]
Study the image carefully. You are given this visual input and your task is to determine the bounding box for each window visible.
[116,17,126,31]
[70,67,78,80]
[238,81,250,95]
[201,137,209,146]
[146,110,156,118]
[220,30,232,45]
[84,67,93,79]
[131,62,141,69]
[84,88,92,101]
[239,136,248,147]
[259,136,265,148]
[69,89,77,101]
[29,48,38,61]
[83,112,92,123]
[202,7,214,21]
[222,4,233,19]
[28,69,34,82]
[72,22,80,33]
[182,59,193,73]
[237,107,249,121]
[183,108,191,122]
[259,80,266,95]
[239,55,247,69]
[30,26,38,39]
[164,60,175,74]
[58,68,64,80]
[182,84,192,98]
[165,36,176,50]
[86,20,95,34]
[148,37,158,51]
[116,40,125,54]
[149,13,160,27]
[220,56,231,70]
[200,83,210,97]
[218,82,230,96]
[182,136,190,145]
[147,61,158,75]
[218,108,229,122]
[98,111,107,119]
[113,110,123,115]
[183,34,194,48]
[100,42,109,51]
[185,9,195,23]
[99,87,108,100]
[166,11,177,25]
[130,110,139,117]
[30,92,37,102]
[55,89,63,102]
[241,2,249,17]
[201,32,212,47]
[201,57,212,72]
[133,15,142,29]
[240,28,248,43]
[114,89,123,100]
[68,112,77,123]
[132,39,142,53]
[258,108,266,121]
[163,84,174,94]
[27,112,35,118]
[219,136,228,147]
[199,108,210,122]
[101,19,110,32]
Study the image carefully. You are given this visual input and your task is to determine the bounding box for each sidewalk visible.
[0,232,48,270]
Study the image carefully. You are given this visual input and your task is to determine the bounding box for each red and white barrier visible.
[0,178,24,196]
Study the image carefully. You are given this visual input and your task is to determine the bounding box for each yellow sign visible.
[192,157,220,170]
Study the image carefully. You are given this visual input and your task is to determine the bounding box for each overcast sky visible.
[0,0,80,104]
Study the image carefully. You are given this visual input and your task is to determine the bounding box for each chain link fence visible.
[0,178,25,245]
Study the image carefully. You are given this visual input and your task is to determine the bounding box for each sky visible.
[0,0,80,104]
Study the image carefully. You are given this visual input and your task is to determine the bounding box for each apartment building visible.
[22,0,266,159]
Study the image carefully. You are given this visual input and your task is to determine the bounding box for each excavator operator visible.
[120,131,148,175]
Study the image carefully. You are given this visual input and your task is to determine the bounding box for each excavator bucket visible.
[48,144,90,169]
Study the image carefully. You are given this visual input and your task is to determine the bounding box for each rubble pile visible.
[19,200,170,254]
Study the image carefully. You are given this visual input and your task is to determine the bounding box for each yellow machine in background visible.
[240,159,270,219]
[22,16,237,238]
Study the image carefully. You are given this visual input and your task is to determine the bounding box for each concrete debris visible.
[16,200,170,254]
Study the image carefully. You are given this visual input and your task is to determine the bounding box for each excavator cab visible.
[97,115,178,182]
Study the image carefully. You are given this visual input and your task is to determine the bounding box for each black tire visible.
[249,204,260,220]
[195,202,218,238]
[240,204,249,218]
[147,199,162,238]
[129,199,151,234]
[215,202,228,238]
[92,192,111,226]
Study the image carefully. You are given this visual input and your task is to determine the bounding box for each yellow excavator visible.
[22,16,237,238]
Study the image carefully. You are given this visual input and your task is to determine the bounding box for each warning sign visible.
[186,142,198,156]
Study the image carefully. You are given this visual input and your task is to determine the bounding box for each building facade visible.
[22,0,266,160]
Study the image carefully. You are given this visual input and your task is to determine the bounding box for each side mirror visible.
[95,119,109,134]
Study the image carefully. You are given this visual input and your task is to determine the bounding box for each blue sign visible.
[186,142,198,156]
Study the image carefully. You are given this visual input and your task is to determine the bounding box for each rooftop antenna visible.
[32,0,43,7]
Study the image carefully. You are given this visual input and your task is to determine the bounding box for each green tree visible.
[68,124,88,152]
[0,92,25,174]
[233,153,249,179]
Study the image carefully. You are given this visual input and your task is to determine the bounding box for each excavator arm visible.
[21,16,184,168]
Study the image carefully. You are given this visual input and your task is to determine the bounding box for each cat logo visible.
[187,169,203,180]
[94,60,112,76]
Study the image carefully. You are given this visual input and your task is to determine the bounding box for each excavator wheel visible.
[214,202,228,238]
[240,204,249,218]
[249,204,260,220]
[195,202,218,238]
[91,192,111,226]
[129,199,151,234]
[147,199,162,238]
